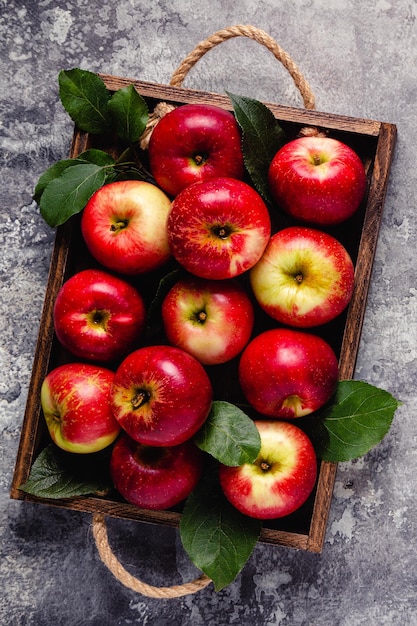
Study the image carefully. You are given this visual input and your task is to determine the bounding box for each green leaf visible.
[19,444,113,499]
[194,401,261,466]
[108,84,149,144]
[227,92,285,203]
[34,159,81,204]
[58,68,111,134]
[307,380,401,462]
[180,467,262,591]
[76,148,116,166]
[39,163,108,227]
[34,151,115,205]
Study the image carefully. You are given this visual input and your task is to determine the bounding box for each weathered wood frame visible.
[10,77,397,553]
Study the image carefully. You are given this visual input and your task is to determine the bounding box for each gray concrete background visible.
[1,1,415,624]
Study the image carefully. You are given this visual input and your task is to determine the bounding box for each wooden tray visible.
[10,76,397,553]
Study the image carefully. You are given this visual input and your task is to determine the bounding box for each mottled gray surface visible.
[1,1,415,624]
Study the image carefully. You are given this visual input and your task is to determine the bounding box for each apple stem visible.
[295,273,303,284]
[110,219,129,233]
[260,461,270,472]
[193,153,208,166]
[91,310,108,325]
[211,224,231,240]
[131,390,150,410]
[191,310,207,324]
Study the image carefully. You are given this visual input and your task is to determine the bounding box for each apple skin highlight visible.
[238,328,339,419]
[110,434,204,510]
[110,345,213,447]
[268,136,367,226]
[167,177,271,280]
[81,180,172,275]
[250,226,355,328]
[41,363,120,454]
[148,103,245,197]
[161,276,255,365]
[219,420,317,519]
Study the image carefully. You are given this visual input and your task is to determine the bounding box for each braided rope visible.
[92,513,212,598]
[169,24,315,109]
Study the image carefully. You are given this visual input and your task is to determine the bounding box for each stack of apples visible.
[40,102,367,520]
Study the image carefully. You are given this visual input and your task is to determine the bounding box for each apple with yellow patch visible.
[161,276,255,365]
[41,363,120,453]
[250,226,355,328]
[81,180,172,275]
[219,420,317,519]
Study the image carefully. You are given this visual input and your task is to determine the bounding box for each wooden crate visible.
[10,77,397,553]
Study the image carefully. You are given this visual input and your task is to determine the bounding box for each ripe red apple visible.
[238,328,339,418]
[268,136,367,225]
[40,362,120,453]
[53,269,146,363]
[110,345,213,446]
[219,420,317,519]
[110,433,204,510]
[81,180,172,275]
[167,177,271,280]
[148,103,245,197]
[161,276,255,365]
[250,226,355,327]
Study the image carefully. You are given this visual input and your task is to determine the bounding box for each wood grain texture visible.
[99,75,384,136]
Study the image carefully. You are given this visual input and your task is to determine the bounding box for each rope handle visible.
[139,24,316,149]
[93,26,317,597]
[92,513,211,598]
[169,24,315,108]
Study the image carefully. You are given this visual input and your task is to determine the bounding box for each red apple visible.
[41,363,120,453]
[167,177,271,280]
[250,226,355,327]
[148,103,245,197]
[81,180,172,275]
[161,276,255,365]
[110,345,213,446]
[268,136,367,225]
[238,328,339,418]
[53,269,146,363]
[219,420,317,519]
[110,433,204,510]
